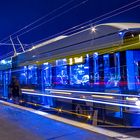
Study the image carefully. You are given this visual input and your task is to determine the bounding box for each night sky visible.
[0,0,140,58]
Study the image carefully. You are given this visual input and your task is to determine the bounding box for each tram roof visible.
[1,22,140,67]
[32,22,140,49]
[1,22,140,61]
[95,22,140,30]
[30,23,140,50]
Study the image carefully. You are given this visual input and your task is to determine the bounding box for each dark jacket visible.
[9,81,21,97]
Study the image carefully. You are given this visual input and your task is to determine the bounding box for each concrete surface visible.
[0,103,116,140]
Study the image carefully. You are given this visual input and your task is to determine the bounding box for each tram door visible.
[3,70,11,98]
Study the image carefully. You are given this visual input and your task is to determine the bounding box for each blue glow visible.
[22,91,140,109]
[0,59,11,65]
[118,32,123,36]
[104,54,110,86]
[55,59,68,85]
[20,66,27,84]
[93,52,98,58]
[44,88,140,97]
[56,59,67,66]
[55,65,68,85]
[104,53,120,88]
[70,59,89,86]
[126,51,136,90]
[3,70,11,97]
[28,65,37,84]
[93,53,99,83]
[42,63,52,86]
[1,60,6,64]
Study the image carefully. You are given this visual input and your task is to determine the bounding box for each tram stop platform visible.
[0,100,139,140]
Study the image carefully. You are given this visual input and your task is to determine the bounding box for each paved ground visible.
[0,103,116,140]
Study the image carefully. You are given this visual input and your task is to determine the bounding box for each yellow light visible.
[69,58,73,65]
[91,95,114,99]
[22,88,35,92]
[74,56,83,63]
[52,91,72,95]
[126,97,138,101]
[19,100,24,103]
[58,108,62,112]
[87,115,91,119]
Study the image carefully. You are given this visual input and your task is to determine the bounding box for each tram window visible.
[28,65,37,84]
[93,53,99,83]
[70,57,89,86]
[55,59,68,85]
[0,71,2,82]
[42,63,52,86]
[104,54,110,85]
[106,53,120,88]
[19,66,28,85]
[0,71,3,89]
[135,61,140,89]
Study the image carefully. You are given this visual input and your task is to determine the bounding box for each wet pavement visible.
[0,103,116,140]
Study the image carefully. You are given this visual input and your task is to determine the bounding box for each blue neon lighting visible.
[22,91,140,109]
[42,63,52,86]
[70,63,89,85]
[118,32,123,36]
[44,89,140,97]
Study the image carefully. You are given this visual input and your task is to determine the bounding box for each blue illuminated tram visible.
[1,23,140,126]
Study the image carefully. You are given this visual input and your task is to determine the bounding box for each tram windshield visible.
[123,31,140,44]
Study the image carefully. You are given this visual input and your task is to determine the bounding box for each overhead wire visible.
[27,0,140,46]
[94,4,140,24]
[0,0,76,43]
[15,0,89,38]
[15,0,140,40]
[0,0,89,59]
[0,0,88,44]
[0,43,29,46]
[0,0,139,45]
[0,0,140,60]
[0,0,88,59]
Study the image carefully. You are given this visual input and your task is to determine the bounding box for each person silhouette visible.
[9,76,21,104]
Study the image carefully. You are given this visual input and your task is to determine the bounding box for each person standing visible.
[9,76,21,104]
